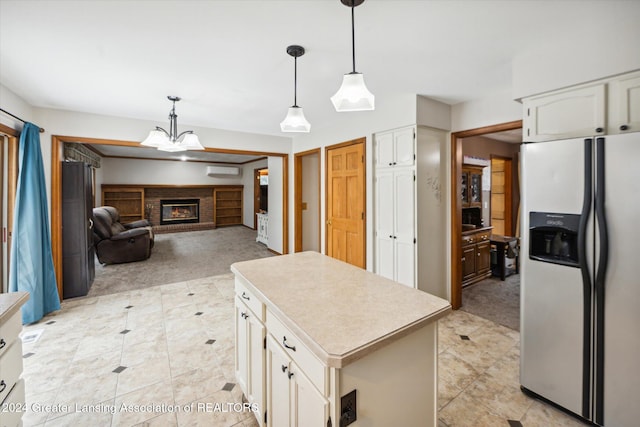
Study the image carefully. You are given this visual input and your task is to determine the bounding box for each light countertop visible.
[231,251,451,368]
[0,291,29,324]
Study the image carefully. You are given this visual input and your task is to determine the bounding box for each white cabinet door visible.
[235,298,249,395]
[610,72,640,134]
[291,362,329,427]
[374,131,394,168]
[524,84,606,142]
[267,335,292,427]
[247,312,265,419]
[394,127,415,167]
[394,169,416,287]
[375,171,395,280]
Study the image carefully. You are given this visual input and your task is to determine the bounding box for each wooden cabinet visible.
[101,185,144,222]
[0,293,28,427]
[523,70,640,141]
[461,228,492,287]
[214,186,243,226]
[461,165,483,208]
[62,162,95,298]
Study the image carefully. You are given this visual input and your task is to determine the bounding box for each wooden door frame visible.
[0,123,19,291]
[450,120,521,309]
[490,154,513,236]
[324,137,366,264]
[51,135,289,299]
[294,148,321,253]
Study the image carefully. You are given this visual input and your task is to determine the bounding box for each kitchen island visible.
[231,251,451,427]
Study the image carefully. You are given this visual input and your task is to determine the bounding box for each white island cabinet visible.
[232,251,451,427]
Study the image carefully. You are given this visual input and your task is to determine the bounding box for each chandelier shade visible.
[331,0,374,112]
[141,96,205,151]
[280,45,310,133]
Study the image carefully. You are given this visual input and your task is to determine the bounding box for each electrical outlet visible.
[340,389,357,426]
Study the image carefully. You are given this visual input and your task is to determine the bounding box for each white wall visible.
[241,158,268,227]
[291,92,418,269]
[450,86,522,132]
[301,153,320,252]
[267,156,283,254]
[0,84,34,130]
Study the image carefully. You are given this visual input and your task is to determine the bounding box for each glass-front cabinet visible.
[461,165,483,208]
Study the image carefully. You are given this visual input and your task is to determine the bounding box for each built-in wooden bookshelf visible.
[101,185,145,222]
[213,186,243,226]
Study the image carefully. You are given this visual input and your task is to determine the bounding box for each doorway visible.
[325,138,366,268]
[254,167,268,229]
[0,124,18,292]
[450,121,522,310]
[294,148,320,253]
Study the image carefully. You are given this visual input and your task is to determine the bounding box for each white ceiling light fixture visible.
[280,45,311,133]
[141,96,205,152]
[330,0,375,112]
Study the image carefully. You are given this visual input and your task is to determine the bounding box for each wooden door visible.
[490,157,512,236]
[326,139,365,269]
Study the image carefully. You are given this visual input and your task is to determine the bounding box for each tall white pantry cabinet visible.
[373,125,448,298]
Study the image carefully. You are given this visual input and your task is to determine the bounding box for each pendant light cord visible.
[351,2,356,73]
[294,55,298,107]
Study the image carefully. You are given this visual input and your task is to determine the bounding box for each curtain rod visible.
[0,107,45,133]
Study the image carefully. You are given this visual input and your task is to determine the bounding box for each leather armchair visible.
[92,206,154,265]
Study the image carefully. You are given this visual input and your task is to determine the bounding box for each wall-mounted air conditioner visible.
[206,166,242,177]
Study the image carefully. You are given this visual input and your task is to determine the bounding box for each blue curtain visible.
[9,122,60,324]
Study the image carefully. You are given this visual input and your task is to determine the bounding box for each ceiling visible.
[1,0,638,140]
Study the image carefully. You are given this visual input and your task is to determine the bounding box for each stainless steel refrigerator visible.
[520,133,639,426]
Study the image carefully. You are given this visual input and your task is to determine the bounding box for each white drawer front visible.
[0,340,23,405]
[235,278,265,322]
[0,378,25,427]
[0,312,21,360]
[266,311,326,394]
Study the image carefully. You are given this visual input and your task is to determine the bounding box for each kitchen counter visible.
[231,251,451,367]
[232,251,451,426]
[0,291,29,324]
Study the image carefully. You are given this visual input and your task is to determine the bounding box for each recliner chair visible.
[92,206,154,265]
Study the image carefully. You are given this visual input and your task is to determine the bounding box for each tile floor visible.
[18,274,588,427]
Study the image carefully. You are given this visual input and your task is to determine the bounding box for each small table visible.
[490,235,519,281]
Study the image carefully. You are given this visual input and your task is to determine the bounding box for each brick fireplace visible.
[144,187,215,233]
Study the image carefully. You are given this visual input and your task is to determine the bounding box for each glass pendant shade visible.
[157,140,187,152]
[330,72,375,112]
[141,130,167,147]
[181,133,205,150]
[280,106,311,133]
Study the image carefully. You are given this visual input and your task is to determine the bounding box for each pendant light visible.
[330,0,375,112]
[280,45,311,133]
[141,96,205,152]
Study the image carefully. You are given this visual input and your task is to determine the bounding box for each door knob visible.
[327,220,332,225]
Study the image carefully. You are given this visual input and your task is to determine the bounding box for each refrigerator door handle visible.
[578,138,593,419]
[594,137,609,425]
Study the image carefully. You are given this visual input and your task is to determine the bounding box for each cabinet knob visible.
[478,253,481,257]
[389,235,393,239]
[241,292,250,301]
[281,365,287,373]
[595,127,604,133]
[0,338,5,350]
[0,380,5,393]
[388,162,393,166]
[287,371,294,379]
[620,125,629,131]
[462,257,466,262]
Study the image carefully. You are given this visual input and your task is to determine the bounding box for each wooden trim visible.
[324,137,366,266]
[0,123,19,136]
[101,184,244,190]
[282,154,289,254]
[294,148,321,253]
[51,136,64,299]
[50,134,288,298]
[450,120,522,310]
[254,168,260,230]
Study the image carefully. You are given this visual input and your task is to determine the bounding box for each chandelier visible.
[141,96,204,152]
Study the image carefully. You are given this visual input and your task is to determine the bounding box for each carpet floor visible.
[88,226,273,298]
[460,273,520,331]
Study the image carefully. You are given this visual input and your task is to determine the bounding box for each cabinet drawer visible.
[0,379,25,427]
[266,311,327,395]
[235,278,265,321]
[0,340,23,404]
[476,231,490,243]
[0,311,21,360]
